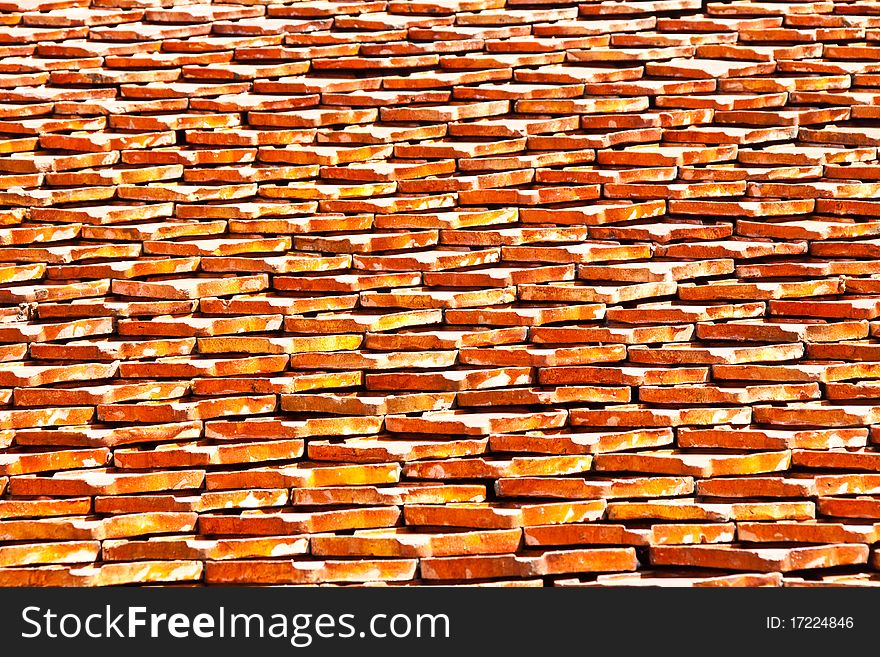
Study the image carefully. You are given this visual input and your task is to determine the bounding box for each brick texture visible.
[2,0,880,587]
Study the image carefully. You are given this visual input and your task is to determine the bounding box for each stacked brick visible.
[4,0,880,587]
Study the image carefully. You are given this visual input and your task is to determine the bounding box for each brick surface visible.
[3,0,880,588]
